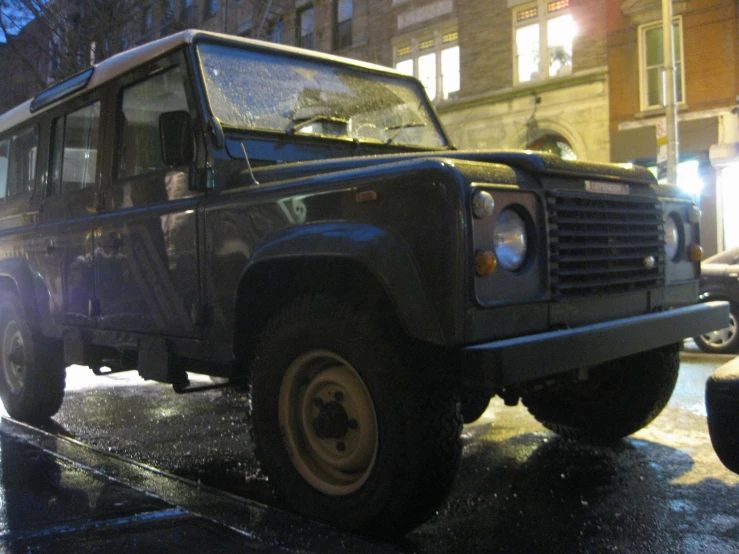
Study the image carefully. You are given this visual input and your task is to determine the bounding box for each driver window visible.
[118,66,189,179]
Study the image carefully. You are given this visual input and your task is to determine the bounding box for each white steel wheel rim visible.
[278,350,378,496]
[701,313,737,348]
[2,320,25,395]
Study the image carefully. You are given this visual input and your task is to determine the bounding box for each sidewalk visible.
[0,417,386,553]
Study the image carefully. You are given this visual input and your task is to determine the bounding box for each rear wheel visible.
[249,295,462,536]
[0,292,65,422]
[522,344,680,442]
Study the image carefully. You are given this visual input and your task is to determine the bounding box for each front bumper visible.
[463,301,728,388]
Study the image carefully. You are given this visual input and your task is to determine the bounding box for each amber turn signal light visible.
[475,250,497,277]
[688,244,703,262]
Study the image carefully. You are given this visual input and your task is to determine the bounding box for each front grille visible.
[548,190,664,298]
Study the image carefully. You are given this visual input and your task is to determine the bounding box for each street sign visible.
[656,117,668,181]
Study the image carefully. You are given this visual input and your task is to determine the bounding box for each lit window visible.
[514,0,575,84]
[418,52,436,100]
[516,24,539,82]
[395,58,413,76]
[394,29,460,102]
[640,19,684,110]
[441,46,460,99]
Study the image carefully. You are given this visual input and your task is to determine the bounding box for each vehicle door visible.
[36,97,103,328]
[95,55,201,337]
[0,124,42,297]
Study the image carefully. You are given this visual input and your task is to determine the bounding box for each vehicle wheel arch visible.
[231,255,406,379]
[698,288,739,307]
[0,261,42,332]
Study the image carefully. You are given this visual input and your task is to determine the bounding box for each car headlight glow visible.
[664,213,681,261]
[494,208,528,271]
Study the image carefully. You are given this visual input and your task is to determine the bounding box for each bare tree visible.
[0,0,288,111]
[0,0,179,87]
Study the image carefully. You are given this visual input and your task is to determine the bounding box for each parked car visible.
[706,357,739,473]
[693,247,739,353]
[0,30,727,535]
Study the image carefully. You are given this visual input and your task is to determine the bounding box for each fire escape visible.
[252,0,288,41]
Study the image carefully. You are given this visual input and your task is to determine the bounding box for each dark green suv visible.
[0,30,728,535]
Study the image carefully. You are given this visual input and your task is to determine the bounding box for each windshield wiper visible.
[287,115,350,135]
[384,122,427,144]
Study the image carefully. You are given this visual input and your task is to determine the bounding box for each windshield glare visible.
[197,42,448,149]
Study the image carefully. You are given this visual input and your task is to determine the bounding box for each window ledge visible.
[635,104,689,120]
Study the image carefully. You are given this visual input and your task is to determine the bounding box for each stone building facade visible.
[143,0,613,162]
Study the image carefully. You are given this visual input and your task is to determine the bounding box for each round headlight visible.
[494,208,528,271]
[664,213,680,261]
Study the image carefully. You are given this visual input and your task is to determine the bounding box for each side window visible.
[118,66,188,179]
[49,102,101,195]
[4,126,38,198]
[0,139,8,198]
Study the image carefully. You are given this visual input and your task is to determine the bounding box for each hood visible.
[225,146,658,190]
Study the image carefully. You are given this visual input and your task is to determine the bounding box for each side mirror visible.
[159,111,194,167]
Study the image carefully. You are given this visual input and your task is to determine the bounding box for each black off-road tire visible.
[705,361,739,474]
[693,302,739,354]
[461,391,491,424]
[0,292,65,423]
[522,343,680,442]
[249,295,462,537]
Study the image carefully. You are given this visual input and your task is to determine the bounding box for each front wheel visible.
[249,295,462,536]
[522,344,680,442]
[0,292,65,422]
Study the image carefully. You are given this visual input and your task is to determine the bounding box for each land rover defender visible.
[0,30,727,535]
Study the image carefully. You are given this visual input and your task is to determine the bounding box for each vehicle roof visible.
[0,29,407,137]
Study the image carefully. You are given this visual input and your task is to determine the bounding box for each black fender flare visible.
[0,258,55,336]
[238,222,447,344]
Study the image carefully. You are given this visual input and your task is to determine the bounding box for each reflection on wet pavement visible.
[2,351,737,553]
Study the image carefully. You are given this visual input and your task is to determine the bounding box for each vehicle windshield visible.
[197,42,449,149]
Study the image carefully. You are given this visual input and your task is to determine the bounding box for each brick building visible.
[608,0,739,256]
[144,0,613,162]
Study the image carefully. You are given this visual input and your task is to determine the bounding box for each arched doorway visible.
[527,133,577,160]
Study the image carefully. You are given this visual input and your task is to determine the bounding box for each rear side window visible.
[0,126,38,199]
[118,66,189,179]
[49,102,101,195]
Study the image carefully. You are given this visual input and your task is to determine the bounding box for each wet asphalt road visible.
[5,343,739,553]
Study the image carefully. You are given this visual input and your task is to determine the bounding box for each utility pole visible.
[662,0,679,186]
